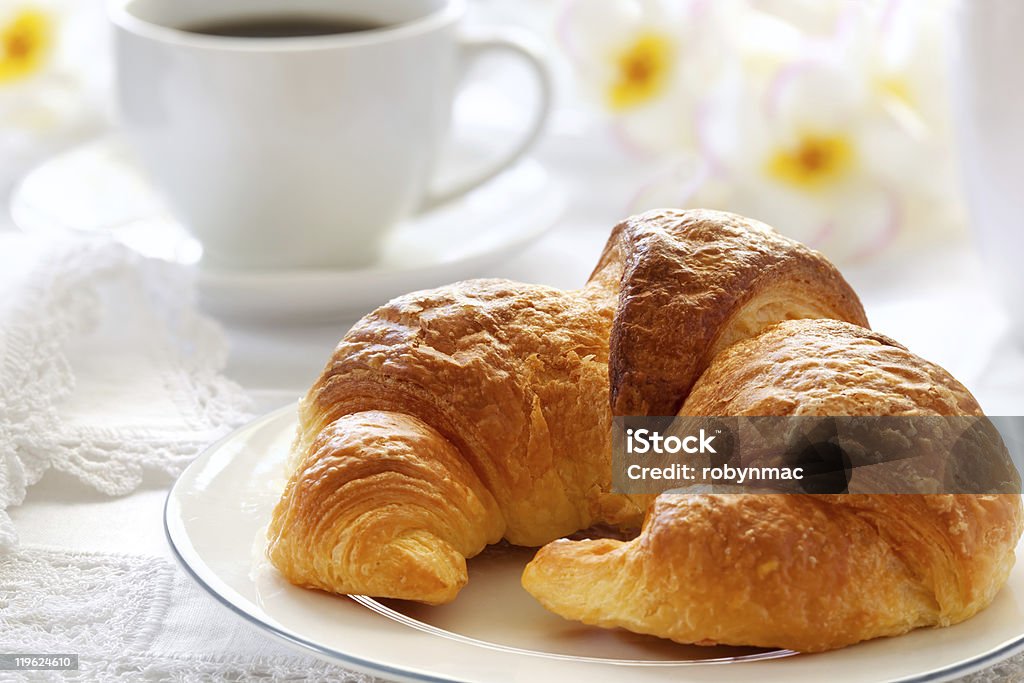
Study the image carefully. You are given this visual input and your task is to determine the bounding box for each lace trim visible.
[0,241,110,549]
[0,547,375,682]
[0,546,173,653]
[0,238,252,550]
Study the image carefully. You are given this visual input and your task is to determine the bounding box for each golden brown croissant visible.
[268,207,1020,652]
[266,209,868,604]
[521,319,1023,651]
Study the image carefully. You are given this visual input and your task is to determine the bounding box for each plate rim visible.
[165,406,1024,683]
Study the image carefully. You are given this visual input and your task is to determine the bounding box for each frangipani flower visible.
[0,5,53,84]
[558,0,741,153]
[559,0,679,111]
[0,0,109,192]
[718,58,899,257]
[730,2,960,259]
[562,0,963,264]
[635,73,877,250]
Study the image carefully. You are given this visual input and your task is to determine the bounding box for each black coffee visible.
[182,15,383,38]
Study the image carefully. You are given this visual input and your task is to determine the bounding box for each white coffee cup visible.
[109,0,551,270]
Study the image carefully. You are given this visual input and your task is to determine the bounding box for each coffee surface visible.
[181,16,382,38]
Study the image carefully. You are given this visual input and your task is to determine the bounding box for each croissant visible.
[266,208,1021,652]
[266,209,867,604]
[521,319,1023,651]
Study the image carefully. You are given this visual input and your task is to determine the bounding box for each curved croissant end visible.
[267,411,506,604]
[522,320,1024,651]
[524,493,1021,652]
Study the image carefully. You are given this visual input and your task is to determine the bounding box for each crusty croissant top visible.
[266,208,1021,651]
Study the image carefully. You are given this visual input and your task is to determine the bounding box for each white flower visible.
[566,0,963,263]
[560,0,677,110]
[713,56,899,258]
[0,0,109,192]
[557,0,743,153]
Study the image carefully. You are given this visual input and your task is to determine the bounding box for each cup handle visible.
[421,28,553,211]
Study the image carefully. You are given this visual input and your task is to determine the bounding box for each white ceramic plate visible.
[165,406,1024,683]
[11,138,565,323]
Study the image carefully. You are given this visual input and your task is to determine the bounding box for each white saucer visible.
[165,405,1024,683]
[10,137,565,323]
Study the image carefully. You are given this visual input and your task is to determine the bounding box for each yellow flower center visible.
[608,33,672,111]
[0,8,53,84]
[766,133,854,190]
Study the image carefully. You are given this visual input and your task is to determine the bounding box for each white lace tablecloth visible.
[0,232,370,681]
[1,222,1022,682]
